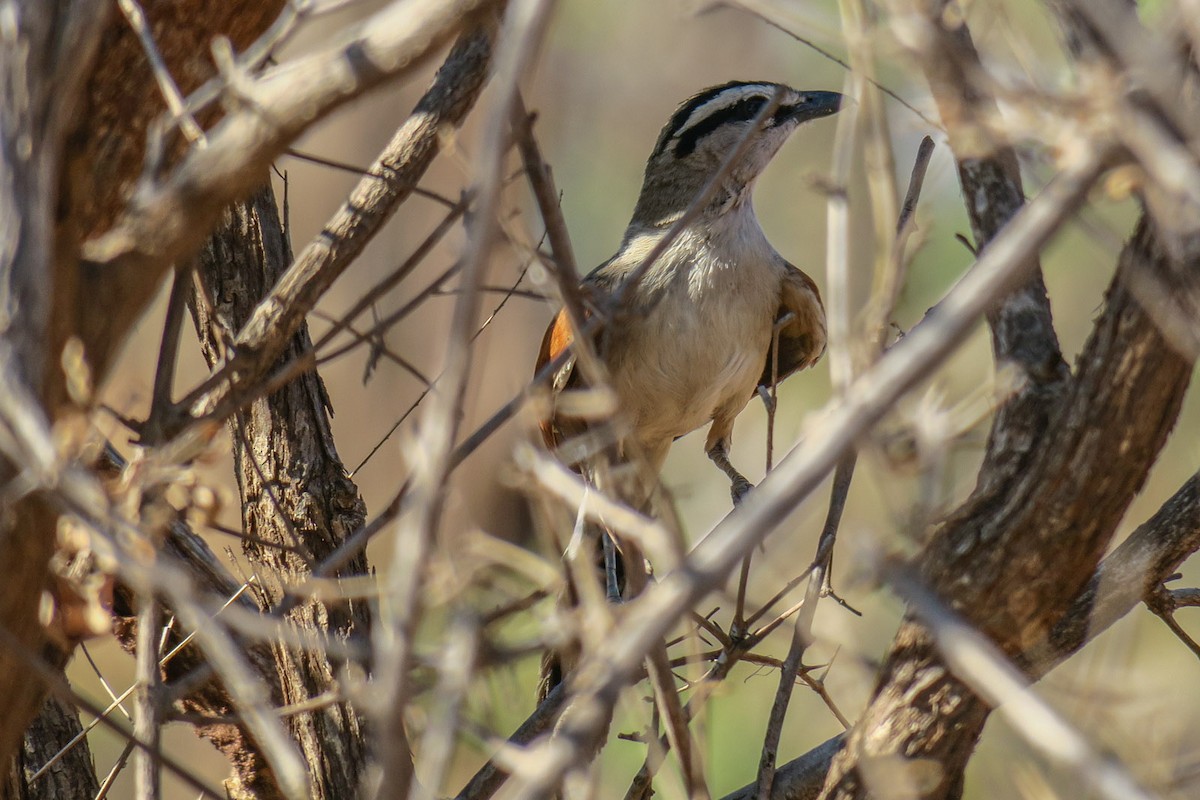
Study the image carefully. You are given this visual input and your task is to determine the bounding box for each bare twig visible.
[370,2,551,795]
[1146,585,1200,661]
[116,0,205,144]
[0,624,224,800]
[85,0,498,273]
[721,472,1200,800]
[0,349,311,798]
[868,135,935,351]
[453,683,566,800]
[722,0,944,130]
[138,263,193,443]
[753,449,855,800]
[751,132,937,797]
[133,597,163,800]
[155,20,496,446]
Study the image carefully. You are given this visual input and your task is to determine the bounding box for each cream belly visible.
[606,271,779,459]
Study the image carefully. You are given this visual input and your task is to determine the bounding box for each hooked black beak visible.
[775,91,845,125]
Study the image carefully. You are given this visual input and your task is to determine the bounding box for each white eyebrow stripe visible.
[673,84,776,139]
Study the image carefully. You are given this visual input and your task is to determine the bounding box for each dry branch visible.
[371,1,552,796]
[177,18,500,438]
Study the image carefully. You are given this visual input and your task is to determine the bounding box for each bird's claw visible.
[731,477,754,505]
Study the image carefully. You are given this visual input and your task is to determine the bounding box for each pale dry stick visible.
[840,0,899,284]
[349,244,541,477]
[755,135,933,799]
[721,0,944,131]
[1115,107,1200,233]
[163,19,495,435]
[1065,0,1200,147]
[0,350,305,800]
[824,74,858,398]
[623,616,783,800]
[454,683,567,800]
[510,93,606,392]
[621,133,1018,800]
[116,0,206,145]
[169,690,346,726]
[209,603,367,661]
[721,473,1200,800]
[180,200,468,460]
[86,0,496,272]
[886,562,1161,800]
[870,135,935,349]
[96,741,136,800]
[371,2,553,796]
[81,644,135,721]
[753,461,852,800]
[645,645,710,800]
[169,18,496,429]
[491,145,1109,800]
[249,326,578,639]
[133,595,163,800]
[733,326,788,637]
[13,492,311,795]
[29,581,255,784]
[511,95,584,307]
[84,0,499,438]
[171,0,365,130]
[0,624,224,800]
[410,616,481,800]
[515,445,679,571]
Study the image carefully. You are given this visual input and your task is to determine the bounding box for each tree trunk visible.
[186,183,373,800]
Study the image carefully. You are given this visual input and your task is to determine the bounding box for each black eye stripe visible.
[672,96,769,157]
[652,81,746,157]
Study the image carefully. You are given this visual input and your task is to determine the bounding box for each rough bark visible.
[8,694,101,800]
[186,184,373,800]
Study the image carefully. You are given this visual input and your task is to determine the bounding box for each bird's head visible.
[631,82,843,227]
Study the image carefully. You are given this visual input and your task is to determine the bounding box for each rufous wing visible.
[535,309,583,448]
[759,264,827,388]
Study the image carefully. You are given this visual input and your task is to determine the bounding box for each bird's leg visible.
[707,439,754,505]
[602,532,623,603]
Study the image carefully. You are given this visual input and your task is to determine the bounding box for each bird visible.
[534,81,840,700]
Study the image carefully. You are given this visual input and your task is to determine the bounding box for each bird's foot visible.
[756,384,776,414]
[730,476,754,505]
